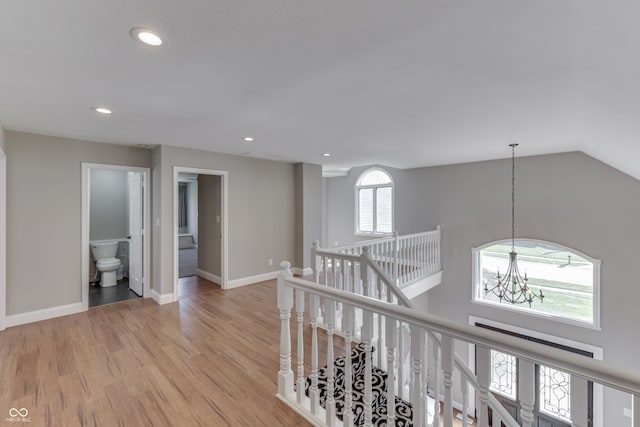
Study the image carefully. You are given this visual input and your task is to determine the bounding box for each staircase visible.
[301,343,414,426]
[276,229,640,427]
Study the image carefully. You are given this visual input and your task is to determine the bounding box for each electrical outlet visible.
[624,408,632,418]
[268,258,273,266]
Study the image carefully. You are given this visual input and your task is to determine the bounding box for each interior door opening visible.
[173,167,228,301]
[81,163,150,310]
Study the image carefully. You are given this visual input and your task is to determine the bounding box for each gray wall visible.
[152,145,295,294]
[198,174,221,278]
[294,163,323,269]
[0,123,5,152]
[325,152,640,424]
[6,131,151,315]
[89,169,128,241]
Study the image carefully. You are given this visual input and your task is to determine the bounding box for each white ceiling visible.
[1,1,640,179]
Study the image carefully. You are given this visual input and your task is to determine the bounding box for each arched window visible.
[472,239,600,328]
[355,168,394,235]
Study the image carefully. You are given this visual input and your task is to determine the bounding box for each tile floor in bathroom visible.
[89,279,140,307]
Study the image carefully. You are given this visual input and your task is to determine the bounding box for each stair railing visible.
[277,262,640,427]
[316,226,441,288]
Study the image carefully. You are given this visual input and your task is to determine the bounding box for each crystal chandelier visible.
[484,144,544,307]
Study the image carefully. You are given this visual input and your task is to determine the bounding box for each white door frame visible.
[0,148,6,330]
[173,166,228,300]
[81,163,151,310]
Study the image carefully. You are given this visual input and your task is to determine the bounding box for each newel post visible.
[277,261,294,397]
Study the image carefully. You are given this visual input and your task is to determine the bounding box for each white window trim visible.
[467,315,604,427]
[471,238,601,330]
[354,167,394,236]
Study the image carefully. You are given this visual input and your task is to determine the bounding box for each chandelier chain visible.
[511,143,515,251]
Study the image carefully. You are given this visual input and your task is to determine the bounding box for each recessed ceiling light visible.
[322,153,331,157]
[243,137,255,142]
[129,27,163,46]
[92,107,112,115]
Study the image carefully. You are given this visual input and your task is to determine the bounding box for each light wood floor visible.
[0,277,308,426]
[0,276,476,426]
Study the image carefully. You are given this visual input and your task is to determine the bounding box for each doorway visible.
[173,167,228,301]
[81,163,151,310]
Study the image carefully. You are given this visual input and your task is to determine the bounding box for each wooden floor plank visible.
[0,277,310,426]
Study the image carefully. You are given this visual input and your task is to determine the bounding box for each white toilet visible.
[90,241,122,287]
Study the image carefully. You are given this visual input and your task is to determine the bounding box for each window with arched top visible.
[472,239,601,328]
[355,168,394,235]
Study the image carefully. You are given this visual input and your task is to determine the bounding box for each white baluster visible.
[422,234,427,275]
[361,246,370,297]
[362,309,374,427]
[518,359,535,427]
[461,378,469,427]
[441,335,454,427]
[377,276,385,369]
[343,304,355,427]
[332,257,337,289]
[296,288,305,404]
[323,256,328,287]
[312,240,319,282]
[436,225,441,270]
[393,230,399,284]
[325,297,336,426]
[309,294,320,415]
[277,262,294,397]
[571,375,588,427]
[432,335,441,427]
[476,346,490,427]
[410,325,424,427]
[398,322,405,400]
[386,316,398,426]
[412,236,417,281]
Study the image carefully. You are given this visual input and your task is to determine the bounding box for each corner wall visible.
[5,131,151,316]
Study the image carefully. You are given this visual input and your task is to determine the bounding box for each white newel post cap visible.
[277,261,293,309]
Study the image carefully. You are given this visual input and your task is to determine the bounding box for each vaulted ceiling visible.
[1,1,639,178]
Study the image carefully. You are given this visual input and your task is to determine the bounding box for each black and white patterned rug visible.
[303,344,413,426]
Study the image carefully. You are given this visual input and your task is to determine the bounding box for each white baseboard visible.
[5,302,84,328]
[226,270,279,289]
[151,289,175,305]
[291,267,313,276]
[197,269,221,284]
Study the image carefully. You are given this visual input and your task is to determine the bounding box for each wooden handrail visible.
[281,274,640,396]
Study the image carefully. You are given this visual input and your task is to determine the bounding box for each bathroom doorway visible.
[173,167,228,300]
[81,163,151,310]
